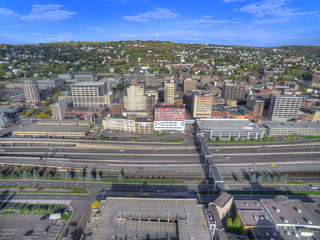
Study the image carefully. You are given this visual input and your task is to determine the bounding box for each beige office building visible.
[23,80,41,104]
[59,95,110,108]
[123,85,146,111]
[191,93,213,118]
[164,79,175,105]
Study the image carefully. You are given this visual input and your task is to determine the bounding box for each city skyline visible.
[0,0,319,47]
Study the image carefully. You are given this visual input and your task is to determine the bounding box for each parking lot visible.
[0,214,63,240]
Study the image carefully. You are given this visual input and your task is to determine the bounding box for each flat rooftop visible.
[198,119,263,133]
[89,197,211,240]
[13,124,90,135]
[263,121,320,129]
[154,104,185,109]
[0,106,20,113]
[72,81,105,86]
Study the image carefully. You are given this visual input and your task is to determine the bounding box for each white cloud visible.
[120,30,203,41]
[184,18,230,26]
[238,0,317,18]
[222,0,243,2]
[21,4,76,21]
[0,8,20,17]
[88,27,105,33]
[123,8,179,22]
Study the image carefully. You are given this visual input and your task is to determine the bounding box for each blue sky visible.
[0,0,319,47]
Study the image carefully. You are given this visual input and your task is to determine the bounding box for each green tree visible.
[236,176,242,183]
[78,171,84,180]
[199,70,206,75]
[272,175,278,183]
[283,174,287,184]
[118,172,124,182]
[250,173,256,183]
[116,83,125,91]
[257,175,263,183]
[142,192,149,198]
[32,169,40,179]
[233,217,241,227]
[98,135,106,141]
[266,175,272,183]
[60,172,66,180]
[85,172,94,181]
[22,171,30,179]
[96,174,102,181]
[65,171,72,180]
[114,67,122,74]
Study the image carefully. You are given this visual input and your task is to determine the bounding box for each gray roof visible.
[262,199,320,227]
[13,124,90,135]
[263,121,320,130]
[251,227,285,240]
[213,192,233,209]
[198,119,263,134]
[0,105,20,113]
[89,197,211,240]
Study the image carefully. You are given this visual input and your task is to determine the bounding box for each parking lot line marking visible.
[0,215,9,221]
[0,230,10,240]
[10,215,20,221]
[6,215,16,221]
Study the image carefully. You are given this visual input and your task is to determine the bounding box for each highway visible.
[0,139,319,239]
[0,143,319,173]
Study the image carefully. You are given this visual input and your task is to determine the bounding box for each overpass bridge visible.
[195,120,224,192]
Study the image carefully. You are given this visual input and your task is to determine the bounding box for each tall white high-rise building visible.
[123,85,146,111]
[23,80,41,104]
[267,95,302,121]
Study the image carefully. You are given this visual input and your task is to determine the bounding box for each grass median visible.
[0,185,87,194]
[226,190,320,196]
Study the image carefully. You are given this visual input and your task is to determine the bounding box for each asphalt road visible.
[0,143,319,173]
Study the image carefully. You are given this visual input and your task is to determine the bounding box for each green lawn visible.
[163,137,184,142]
[0,186,87,194]
[101,178,185,184]
[299,135,320,139]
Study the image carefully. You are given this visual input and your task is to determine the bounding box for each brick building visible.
[154,103,185,121]
[110,102,124,115]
